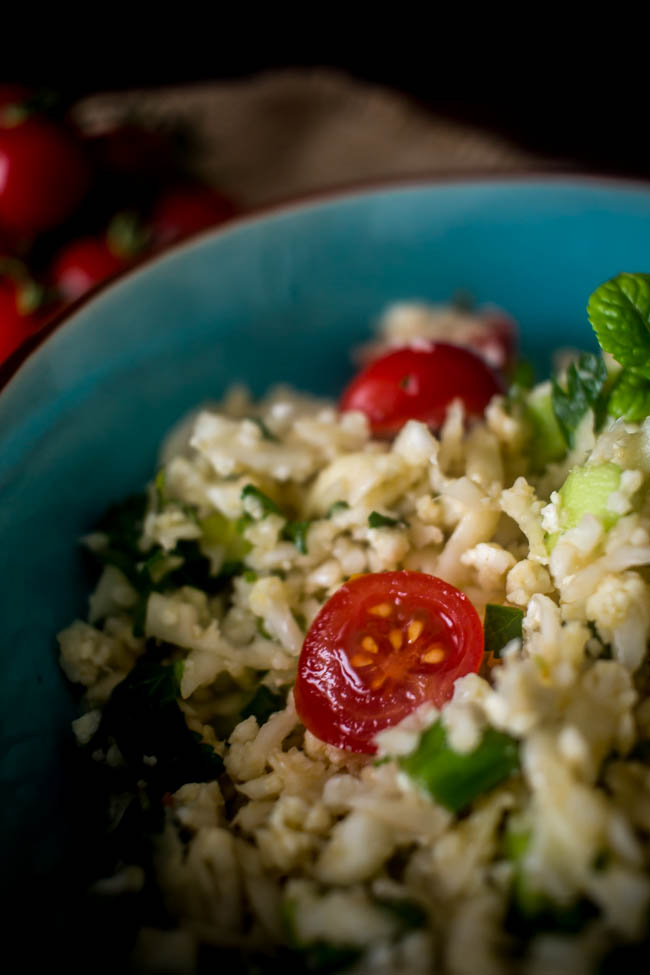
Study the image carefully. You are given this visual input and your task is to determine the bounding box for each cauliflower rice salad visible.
[59,273,650,973]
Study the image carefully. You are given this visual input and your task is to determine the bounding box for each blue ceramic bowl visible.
[3,177,650,942]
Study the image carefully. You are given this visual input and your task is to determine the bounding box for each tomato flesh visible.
[340,343,503,437]
[294,571,484,754]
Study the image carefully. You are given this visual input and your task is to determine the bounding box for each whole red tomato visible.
[51,237,127,301]
[0,114,91,238]
[51,213,148,301]
[150,184,237,246]
[0,262,57,362]
[340,343,504,437]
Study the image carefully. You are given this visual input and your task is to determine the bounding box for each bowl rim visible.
[2,168,650,395]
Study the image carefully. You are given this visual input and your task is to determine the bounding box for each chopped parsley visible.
[241,484,281,516]
[368,510,403,529]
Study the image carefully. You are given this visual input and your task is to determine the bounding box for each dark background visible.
[9,23,650,180]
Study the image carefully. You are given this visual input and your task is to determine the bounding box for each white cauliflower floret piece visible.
[142,506,202,552]
[286,879,401,947]
[307,452,417,516]
[58,620,140,687]
[506,558,554,607]
[315,810,395,885]
[460,542,516,591]
[392,420,438,467]
[248,576,303,655]
[191,411,316,482]
[499,477,548,563]
[367,525,410,572]
[88,565,138,623]
[585,572,650,672]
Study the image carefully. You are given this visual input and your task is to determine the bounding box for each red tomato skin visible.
[51,237,127,301]
[340,343,503,437]
[0,278,52,362]
[0,117,90,236]
[151,185,237,246]
[294,571,484,754]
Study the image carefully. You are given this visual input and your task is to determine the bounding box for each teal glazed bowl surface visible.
[3,177,650,945]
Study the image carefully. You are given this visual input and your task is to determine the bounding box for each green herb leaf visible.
[587,272,650,378]
[484,605,524,658]
[283,520,311,555]
[606,368,650,422]
[375,897,428,931]
[281,898,363,973]
[327,500,349,518]
[154,468,166,507]
[248,416,279,442]
[510,359,535,391]
[241,484,280,516]
[256,617,272,640]
[241,685,286,725]
[95,654,223,795]
[504,825,598,936]
[200,511,252,562]
[90,495,239,635]
[521,383,567,468]
[551,352,608,448]
[368,510,403,529]
[95,493,148,556]
[400,720,519,814]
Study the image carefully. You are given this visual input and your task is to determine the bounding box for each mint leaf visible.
[587,272,650,378]
[551,352,608,448]
[241,484,280,516]
[607,369,650,422]
[484,605,524,658]
[368,510,403,529]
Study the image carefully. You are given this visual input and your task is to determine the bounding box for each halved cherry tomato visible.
[294,571,484,754]
[340,343,503,437]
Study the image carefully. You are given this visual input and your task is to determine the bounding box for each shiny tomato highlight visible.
[294,571,484,754]
[340,343,503,437]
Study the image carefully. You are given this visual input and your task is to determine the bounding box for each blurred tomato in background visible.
[0,84,239,368]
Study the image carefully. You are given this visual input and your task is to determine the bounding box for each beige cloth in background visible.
[73,69,567,207]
